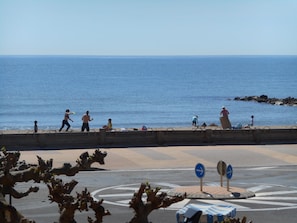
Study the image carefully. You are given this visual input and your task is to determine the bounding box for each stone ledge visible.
[1,126,297,150]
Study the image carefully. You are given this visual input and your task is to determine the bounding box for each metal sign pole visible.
[217,160,226,187]
[226,164,233,191]
[195,163,205,192]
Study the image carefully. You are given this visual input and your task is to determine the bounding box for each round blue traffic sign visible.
[195,163,205,178]
[226,164,233,179]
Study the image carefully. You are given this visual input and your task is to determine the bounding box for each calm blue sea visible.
[0,55,296,131]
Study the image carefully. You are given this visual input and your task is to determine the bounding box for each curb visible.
[168,186,255,199]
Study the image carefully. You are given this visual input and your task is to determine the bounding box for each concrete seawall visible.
[1,127,297,150]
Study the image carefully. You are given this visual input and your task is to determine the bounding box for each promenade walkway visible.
[18,144,297,170]
[16,144,297,199]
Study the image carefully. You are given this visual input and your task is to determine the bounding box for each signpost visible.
[195,163,205,191]
[217,160,226,187]
[226,164,233,191]
[195,161,233,192]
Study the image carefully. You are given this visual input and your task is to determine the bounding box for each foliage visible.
[129,182,185,223]
[215,216,252,223]
[0,147,108,223]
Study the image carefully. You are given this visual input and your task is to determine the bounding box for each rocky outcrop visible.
[234,95,297,106]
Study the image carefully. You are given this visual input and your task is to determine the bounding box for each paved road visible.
[11,144,297,223]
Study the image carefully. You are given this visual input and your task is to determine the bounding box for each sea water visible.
[0,55,296,130]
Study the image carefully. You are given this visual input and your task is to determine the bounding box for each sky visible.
[0,0,297,56]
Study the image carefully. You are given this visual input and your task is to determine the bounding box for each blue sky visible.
[1,0,296,55]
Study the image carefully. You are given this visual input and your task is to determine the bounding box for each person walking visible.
[59,109,74,132]
[81,111,93,132]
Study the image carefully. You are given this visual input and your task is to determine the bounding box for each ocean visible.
[0,55,296,131]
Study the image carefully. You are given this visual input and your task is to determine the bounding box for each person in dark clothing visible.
[59,109,74,132]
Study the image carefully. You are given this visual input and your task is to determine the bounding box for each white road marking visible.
[168,199,191,209]
[247,185,273,192]
[196,199,248,210]
[91,182,297,212]
[246,167,275,170]
[99,193,133,198]
[114,187,139,191]
[231,199,297,207]
[251,196,297,201]
[256,190,297,196]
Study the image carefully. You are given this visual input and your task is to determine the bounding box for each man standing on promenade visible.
[59,109,74,132]
[81,111,93,132]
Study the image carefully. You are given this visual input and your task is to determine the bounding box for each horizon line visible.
[1,54,297,57]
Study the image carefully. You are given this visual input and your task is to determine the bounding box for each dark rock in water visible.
[259,95,268,100]
[234,95,297,106]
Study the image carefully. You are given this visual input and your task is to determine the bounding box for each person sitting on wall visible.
[102,118,112,131]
